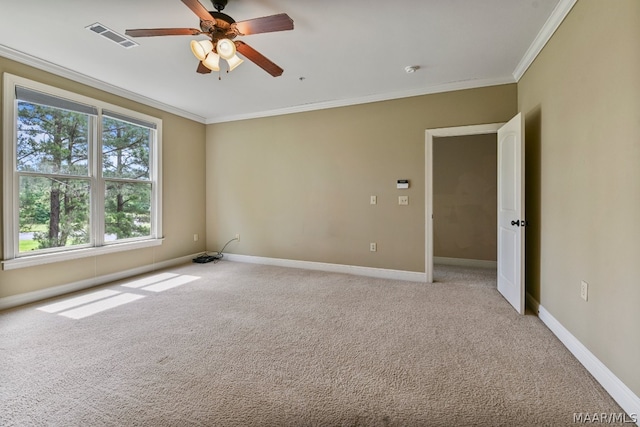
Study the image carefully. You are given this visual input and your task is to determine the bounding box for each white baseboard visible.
[5,254,636,425]
[223,253,427,283]
[525,291,540,313]
[434,256,497,269]
[0,253,199,311]
[528,293,640,425]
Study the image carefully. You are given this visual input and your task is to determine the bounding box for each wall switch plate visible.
[399,196,409,205]
[370,242,377,252]
[580,280,588,301]
[193,234,199,241]
[370,195,377,205]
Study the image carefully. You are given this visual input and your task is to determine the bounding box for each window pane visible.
[105,181,151,241]
[17,101,89,175]
[102,117,150,180]
[19,176,91,252]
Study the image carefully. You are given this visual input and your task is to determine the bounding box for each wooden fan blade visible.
[235,41,284,77]
[181,0,216,22]
[125,28,201,37]
[234,13,294,35]
[197,61,212,74]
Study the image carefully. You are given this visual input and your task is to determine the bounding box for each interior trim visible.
[0,253,199,311]
[434,257,497,269]
[527,293,640,425]
[512,0,578,81]
[0,43,516,124]
[206,77,515,124]
[0,43,514,125]
[2,239,163,271]
[223,253,427,283]
[1,1,574,125]
[0,44,206,124]
[425,123,504,283]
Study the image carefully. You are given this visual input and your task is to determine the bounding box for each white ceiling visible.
[0,0,567,124]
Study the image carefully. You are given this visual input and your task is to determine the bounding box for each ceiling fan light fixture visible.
[216,38,236,60]
[203,52,221,71]
[190,39,214,61]
[226,54,244,72]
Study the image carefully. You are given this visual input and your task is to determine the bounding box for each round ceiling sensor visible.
[404,65,420,73]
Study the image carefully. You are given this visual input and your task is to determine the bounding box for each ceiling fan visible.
[125,0,294,77]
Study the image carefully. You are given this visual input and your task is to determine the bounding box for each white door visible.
[497,113,525,314]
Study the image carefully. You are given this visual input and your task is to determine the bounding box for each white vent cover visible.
[86,22,138,49]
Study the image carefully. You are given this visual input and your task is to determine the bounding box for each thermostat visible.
[397,179,409,189]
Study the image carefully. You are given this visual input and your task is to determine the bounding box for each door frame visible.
[425,123,504,283]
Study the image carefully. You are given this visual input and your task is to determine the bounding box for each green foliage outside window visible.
[102,117,152,241]
[17,103,153,252]
[17,103,91,251]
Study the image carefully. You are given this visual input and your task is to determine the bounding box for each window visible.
[3,74,162,269]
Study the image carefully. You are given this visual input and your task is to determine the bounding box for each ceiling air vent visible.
[86,22,138,49]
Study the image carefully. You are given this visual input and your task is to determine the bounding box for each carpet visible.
[0,261,627,426]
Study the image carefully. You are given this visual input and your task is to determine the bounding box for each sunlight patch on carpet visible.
[38,289,121,313]
[35,273,201,319]
[141,275,200,292]
[120,272,180,288]
[59,293,146,319]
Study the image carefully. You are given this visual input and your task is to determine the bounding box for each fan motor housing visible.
[211,11,235,24]
[200,11,236,39]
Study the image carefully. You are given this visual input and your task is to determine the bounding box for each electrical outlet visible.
[193,234,199,242]
[370,242,377,252]
[399,196,409,205]
[580,281,588,301]
[235,233,240,242]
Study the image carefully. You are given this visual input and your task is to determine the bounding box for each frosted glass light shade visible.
[190,40,214,61]
[216,38,236,60]
[226,54,244,71]
[202,52,220,71]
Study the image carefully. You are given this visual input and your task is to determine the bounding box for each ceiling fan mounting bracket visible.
[211,0,228,12]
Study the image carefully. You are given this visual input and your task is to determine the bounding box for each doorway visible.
[425,116,525,315]
[432,133,497,275]
[425,123,503,283]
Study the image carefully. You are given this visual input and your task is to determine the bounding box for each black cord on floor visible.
[193,237,238,264]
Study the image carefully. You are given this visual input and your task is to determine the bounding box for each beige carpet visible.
[0,261,627,426]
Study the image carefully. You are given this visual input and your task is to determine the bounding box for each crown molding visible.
[512,0,578,81]
[206,76,516,124]
[5,15,557,128]
[0,44,207,124]
[2,42,514,126]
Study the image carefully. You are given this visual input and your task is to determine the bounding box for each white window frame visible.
[2,73,163,270]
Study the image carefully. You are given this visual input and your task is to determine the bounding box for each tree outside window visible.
[17,102,91,251]
[102,116,152,242]
[7,81,160,261]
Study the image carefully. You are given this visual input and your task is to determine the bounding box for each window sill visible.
[1,238,163,271]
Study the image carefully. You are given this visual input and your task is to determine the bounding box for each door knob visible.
[511,220,520,226]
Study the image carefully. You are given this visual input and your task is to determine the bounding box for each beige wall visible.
[206,85,516,272]
[519,0,640,396]
[433,134,497,261]
[0,56,207,300]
